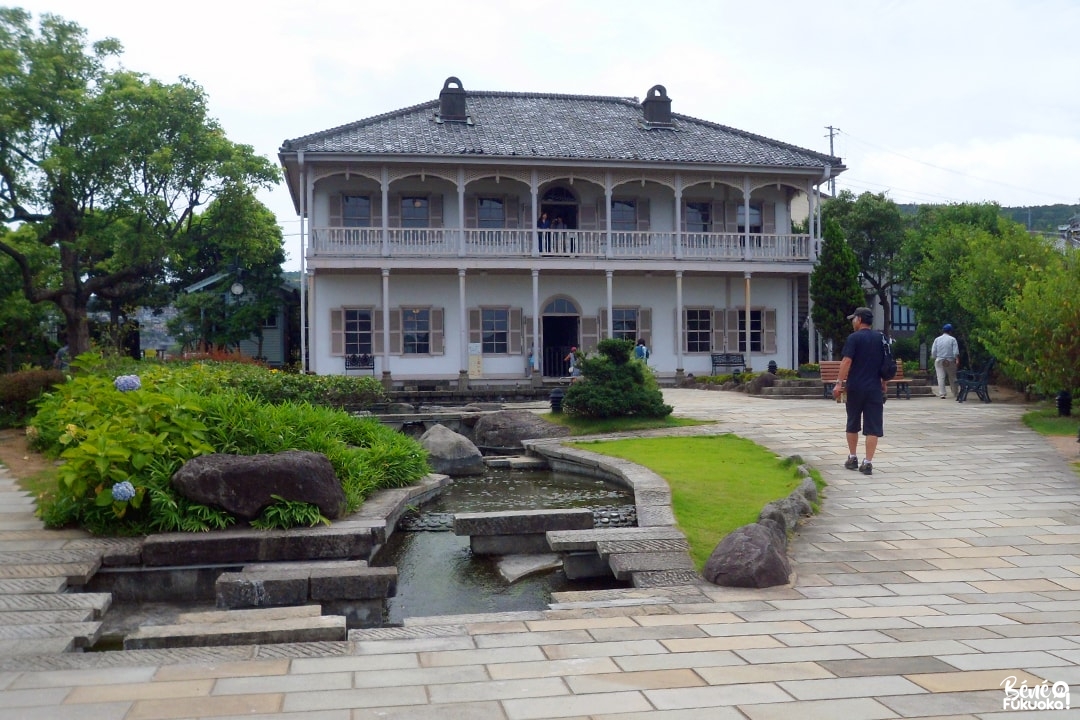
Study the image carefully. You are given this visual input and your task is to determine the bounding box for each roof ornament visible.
[438,77,468,123]
[641,84,673,127]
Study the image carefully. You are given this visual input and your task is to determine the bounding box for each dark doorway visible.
[542,315,579,377]
[541,203,578,230]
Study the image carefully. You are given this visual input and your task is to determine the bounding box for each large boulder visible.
[702,523,792,588]
[171,451,346,520]
[471,409,571,451]
[419,424,484,476]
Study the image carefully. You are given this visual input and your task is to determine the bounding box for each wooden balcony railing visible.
[310,228,814,262]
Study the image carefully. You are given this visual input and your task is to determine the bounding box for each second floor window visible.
[685,202,711,233]
[343,196,371,227]
[481,308,509,353]
[686,309,711,352]
[612,308,638,341]
[402,307,430,354]
[611,200,637,231]
[401,198,428,228]
[344,309,373,355]
[737,203,762,234]
[477,198,505,228]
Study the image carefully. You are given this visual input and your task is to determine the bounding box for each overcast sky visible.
[18,0,1080,270]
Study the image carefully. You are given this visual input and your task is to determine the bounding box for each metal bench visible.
[710,353,746,376]
[957,358,995,403]
[344,353,375,375]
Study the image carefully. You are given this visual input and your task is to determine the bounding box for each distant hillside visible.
[894,203,1078,232]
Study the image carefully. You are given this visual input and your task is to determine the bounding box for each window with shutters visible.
[733,308,777,353]
[401,198,428,228]
[477,198,505,228]
[612,307,638,341]
[481,308,509,354]
[685,201,711,233]
[344,309,373,355]
[402,307,430,354]
[737,203,763,234]
[610,200,637,231]
[686,308,712,353]
[737,310,764,352]
[343,196,372,227]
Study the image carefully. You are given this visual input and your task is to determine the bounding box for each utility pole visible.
[824,126,839,196]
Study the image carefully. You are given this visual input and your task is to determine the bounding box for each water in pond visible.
[375,467,635,624]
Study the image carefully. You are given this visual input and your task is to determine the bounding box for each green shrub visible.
[562,339,672,418]
[890,337,920,363]
[0,369,66,428]
[798,363,820,374]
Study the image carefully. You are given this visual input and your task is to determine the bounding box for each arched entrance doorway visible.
[541,296,579,377]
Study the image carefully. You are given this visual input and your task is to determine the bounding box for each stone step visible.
[176,604,323,624]
[608,551,696,581]
[0,560,101,585]
[216,562,397,609]
[0,621,102,648]
[0,549,103,565]
[0,608,94,625]
[595,537,690,558]
[0,637,74,657]
[0,577,67,594]
[546,526,686,552]
[0,592,112,618]
[123,614,347,650]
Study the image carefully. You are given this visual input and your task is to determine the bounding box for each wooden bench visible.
[957,358,995,403]
[344,353,375,375]
[711,353,746,376]
[821,359,909,399]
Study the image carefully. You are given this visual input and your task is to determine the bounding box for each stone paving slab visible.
[0,608,93,625]
[124,614,347,650]
[0,592,112,617]
[0,577,66,594]
[0,620,101,647]
[0,560,100,584]
[608,551,696,580]
[0,637,73,657]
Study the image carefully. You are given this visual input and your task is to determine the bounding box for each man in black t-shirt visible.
[831,307,887,475]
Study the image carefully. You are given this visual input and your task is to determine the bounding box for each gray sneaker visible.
[859,461,873,475]
[844,456,859,470]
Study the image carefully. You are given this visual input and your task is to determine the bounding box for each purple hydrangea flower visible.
[113,375,141,392]
[111,481,136,502]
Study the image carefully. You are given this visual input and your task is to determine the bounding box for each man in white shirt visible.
[930,324,961,399]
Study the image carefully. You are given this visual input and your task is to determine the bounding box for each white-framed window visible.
[737,203,763,234]
[402,307,430,354]
[738,310,764,352]
[343,195,372,227]
[481,308,509,354]
[685,308,711,353]
[612,307,638,341]
[263,314,278,329]
[477,198,505,229]
[401,197,428,228]
[685,201,711,233]
[610,199,637,231]
[344,309,373,355]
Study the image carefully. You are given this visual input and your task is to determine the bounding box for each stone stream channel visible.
[377,465,636,624]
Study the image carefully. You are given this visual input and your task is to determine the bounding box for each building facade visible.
[279,78,844,385]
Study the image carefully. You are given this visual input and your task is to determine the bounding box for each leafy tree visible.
[823,190,906,334]
[810,218,865,359]
[0,9,278,357]
[167,190,285,353]
[0,225,56,371]
[984,251,1080,395]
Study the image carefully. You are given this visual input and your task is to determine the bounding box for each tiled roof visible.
[280,90,841,170]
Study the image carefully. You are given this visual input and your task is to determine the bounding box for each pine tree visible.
[810,218,865,359]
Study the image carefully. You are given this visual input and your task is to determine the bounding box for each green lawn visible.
[568,434,821,569]
[541,412,711,435]
[1023,403,1080,436]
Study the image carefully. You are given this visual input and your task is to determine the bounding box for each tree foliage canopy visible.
[810,217,865,358]
[0,8,279,355]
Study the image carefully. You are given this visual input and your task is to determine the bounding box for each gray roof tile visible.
[281,90,841,170]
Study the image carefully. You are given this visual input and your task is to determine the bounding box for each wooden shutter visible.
[329,195,343,227]
[724,309,739,352]
[709,202,719,232]
[505,197,520,229]
[389,309,402,353]
[524,315,535,356]
[763,203,776,234]
[464,194,478,228]
[429,195,443,228]
[599,308,609,340]
[639,308,652,345]
[388,194,401,227]
[596,198,607,227]
[725,202,737,232]
[330,308,344,355]
[431,308,444,355]
[371,194,382,226]
[373,311,384,354]
[509,307,522,353]
[763,309,777,353]
[468,308,481,344]
[579,203,597,230]
[581,316,598,352]
[636,198,650,231]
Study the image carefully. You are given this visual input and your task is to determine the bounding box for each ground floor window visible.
[685,308,711,352]
[612,307,638,341]
[481,308,509,354]
[344,309,372,355]
[402,307,430,354]
[738,310,764,352]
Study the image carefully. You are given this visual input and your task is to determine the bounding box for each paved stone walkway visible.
[1,389,1079,719]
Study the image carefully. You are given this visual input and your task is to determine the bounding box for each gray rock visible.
[745,373,777,394]
[385,402,415,414]
[471,409,571,450]
[171,451,346,521]
[419,424,484,476]
[797,477,818,503]
[702,523,792,588]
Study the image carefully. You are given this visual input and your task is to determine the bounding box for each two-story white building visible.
[279,78,844,386]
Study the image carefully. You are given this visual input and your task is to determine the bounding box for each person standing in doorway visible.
[564,346,580,380]
[832,307,888,475]
[931,323,960,399]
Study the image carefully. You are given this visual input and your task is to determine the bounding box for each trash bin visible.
[1057,390,1072,417]
[550,387,565,413]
